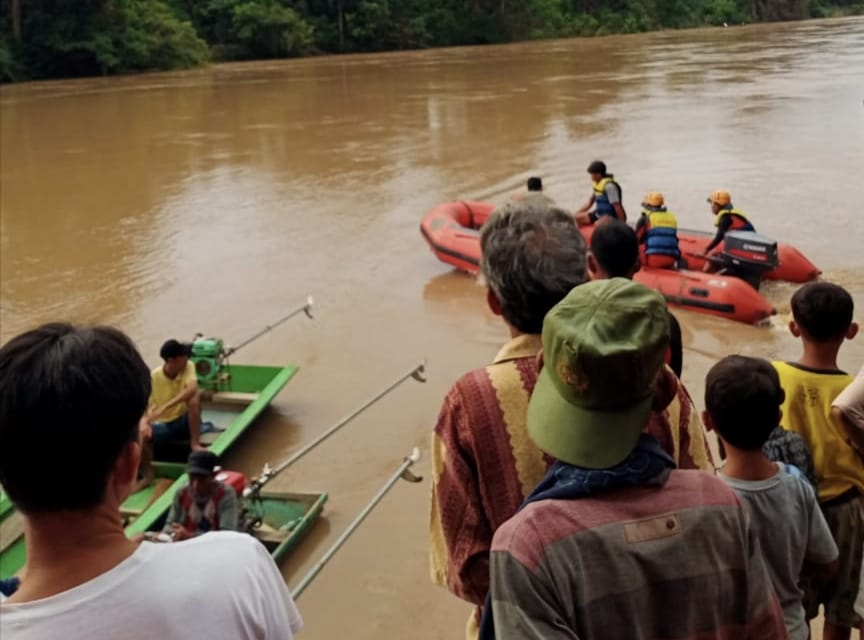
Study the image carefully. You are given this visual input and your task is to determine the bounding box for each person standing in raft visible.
[163,450,239,540]
[634,191,681,269]
[574,160,625,225]
[703,190,755,270]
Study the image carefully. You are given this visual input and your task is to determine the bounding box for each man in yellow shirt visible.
[146,339,207,452]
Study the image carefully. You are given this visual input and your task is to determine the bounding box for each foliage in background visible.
[1,0,861,81]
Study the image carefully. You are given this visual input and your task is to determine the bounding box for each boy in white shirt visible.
[0,323,302,640]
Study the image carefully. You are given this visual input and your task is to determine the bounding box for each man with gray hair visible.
[429,198,715,640]
[429,198,589,640]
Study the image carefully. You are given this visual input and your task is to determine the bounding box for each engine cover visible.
[191,338,225,385]
[722,231,779,269]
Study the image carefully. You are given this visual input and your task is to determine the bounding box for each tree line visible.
[1,0,861,82]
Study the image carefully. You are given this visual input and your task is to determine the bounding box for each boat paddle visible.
[290,447,423,599]
[243,359,427,498]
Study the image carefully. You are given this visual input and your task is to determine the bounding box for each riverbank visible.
[2,2,862,83]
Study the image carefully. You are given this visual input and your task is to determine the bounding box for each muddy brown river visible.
[1,17,863,639]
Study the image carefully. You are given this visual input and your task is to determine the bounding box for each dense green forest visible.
[1,0,861,81]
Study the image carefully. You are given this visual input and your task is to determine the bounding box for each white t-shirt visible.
[0,531,302,639]
[833,364,864,431]
[719,464,838,640]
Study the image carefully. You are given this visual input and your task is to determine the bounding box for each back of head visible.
[587,160,607,176]
[0,323,151,513]
[480,199,587,334]
[527,176,543,192]
[590,219,639,278]
[791,281,854,342]
[705,355,784,450]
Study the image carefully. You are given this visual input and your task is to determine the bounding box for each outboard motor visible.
[712,231,780,290]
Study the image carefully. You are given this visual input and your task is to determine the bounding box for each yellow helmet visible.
[642,192,664,207]
[707,190,731,206]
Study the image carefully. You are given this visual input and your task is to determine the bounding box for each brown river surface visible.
[2,16,864,639]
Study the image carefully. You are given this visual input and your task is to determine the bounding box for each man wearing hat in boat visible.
[703,190,756,271]
[145,339,213,452]
[574,160,626,225]
[482,279,786,639]
[164,450,239,541]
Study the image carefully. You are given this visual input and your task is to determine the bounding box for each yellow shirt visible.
[774,361,863,501]
[149,361,196,423]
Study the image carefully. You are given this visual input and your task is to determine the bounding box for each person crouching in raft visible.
[575,160,626,225]
[703,190,755,271]
[634,192,681,270]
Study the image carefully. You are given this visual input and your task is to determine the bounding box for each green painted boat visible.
[123,461,328,565]
[240,489,328,564]
[0,363,299,579]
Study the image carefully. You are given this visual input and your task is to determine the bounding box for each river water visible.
[1,17,863,639]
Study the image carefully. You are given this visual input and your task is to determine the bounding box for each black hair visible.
[705,355,784,451]
[527,177,543,192]
[0,323,151,513]
[587,160,607,175]
[160,339,191,360]
[791,282,854,342]
[589,220,639,278]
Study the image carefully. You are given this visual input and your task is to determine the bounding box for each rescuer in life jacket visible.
[575,160,626,225]
[703,190,756,272]
[704,190,756,251]
[634,192,681,269]
[163,450,239,540]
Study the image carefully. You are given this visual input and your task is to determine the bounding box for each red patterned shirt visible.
[429,334,713,639]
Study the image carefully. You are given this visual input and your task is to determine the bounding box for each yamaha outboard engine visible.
[712,231,780,290]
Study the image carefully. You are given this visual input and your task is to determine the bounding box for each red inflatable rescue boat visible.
[420,201,820,325]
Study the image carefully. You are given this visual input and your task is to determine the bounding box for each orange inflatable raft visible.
[420,201,821,325]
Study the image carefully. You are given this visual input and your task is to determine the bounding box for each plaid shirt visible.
[429,335,714,640]
[763,425,817,488]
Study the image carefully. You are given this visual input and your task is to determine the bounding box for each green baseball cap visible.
[527,278,670,469]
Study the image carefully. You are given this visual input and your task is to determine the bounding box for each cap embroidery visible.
[558,361,590,393]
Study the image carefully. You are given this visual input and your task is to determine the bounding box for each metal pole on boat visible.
[223,295,314,357]
[243,359,427,497]
[290,447,423,600]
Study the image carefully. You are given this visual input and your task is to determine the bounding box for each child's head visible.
[588,219,640,280]
[790,282,857,344]
[704,355,785,451]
